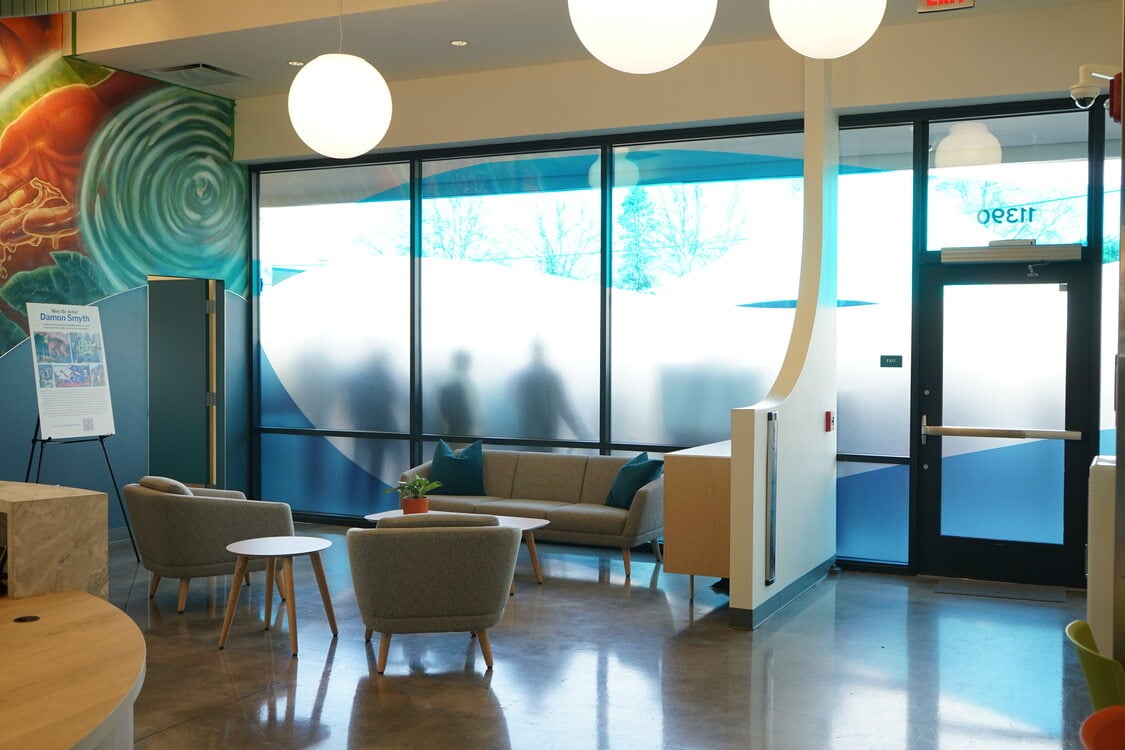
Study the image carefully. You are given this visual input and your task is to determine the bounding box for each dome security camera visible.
[1070,64,1121,110]
[1071,82,1101,110]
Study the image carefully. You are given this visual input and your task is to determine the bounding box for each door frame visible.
[148,276,224,488]
[912,253,1098,587]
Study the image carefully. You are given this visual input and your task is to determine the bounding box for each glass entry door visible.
[916,259,1094,586]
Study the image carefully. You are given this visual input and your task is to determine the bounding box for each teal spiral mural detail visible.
[79,87,248,295]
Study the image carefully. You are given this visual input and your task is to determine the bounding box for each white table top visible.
[226,535,332,557]
[364,509,549,532]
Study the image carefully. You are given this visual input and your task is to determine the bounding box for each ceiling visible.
[74,0,1100,101]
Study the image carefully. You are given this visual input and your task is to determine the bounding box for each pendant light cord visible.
[338,0,344,53]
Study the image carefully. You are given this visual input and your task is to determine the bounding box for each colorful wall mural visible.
[0,15,250,524]
[0,15,248,356]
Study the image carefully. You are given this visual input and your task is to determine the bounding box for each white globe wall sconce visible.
[587,149,640,189]
[288,52,393,159]
[934,122,1002,168]
[567,0,718,75]
[769,0,886,60]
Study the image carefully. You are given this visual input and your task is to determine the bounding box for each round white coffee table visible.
[218,535,338,656]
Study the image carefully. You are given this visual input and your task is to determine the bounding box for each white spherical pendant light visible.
[769,0,886,60]
[288,53,393,159]
[934,122,1003,168]
[568,0,718,75]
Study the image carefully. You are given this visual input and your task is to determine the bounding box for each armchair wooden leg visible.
[148,574,161,598]
[622,548,631,578]
[177,578,190,613]
[377,633,392,674]
[475,630,494,669]
[364,628,373,643]
[651,539,663,563]
[244,571,252,585]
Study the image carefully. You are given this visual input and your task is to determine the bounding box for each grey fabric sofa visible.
[348,513,520,673]
[123,476,294,612]
[400,450,664,577]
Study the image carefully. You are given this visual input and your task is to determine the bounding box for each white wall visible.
[730,58,838,621]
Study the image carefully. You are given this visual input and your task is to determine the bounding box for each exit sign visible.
[918,0,974,12]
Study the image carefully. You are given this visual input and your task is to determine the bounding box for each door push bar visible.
[920,414,1082,445]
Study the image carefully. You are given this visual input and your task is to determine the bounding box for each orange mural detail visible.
[0,16,64,84]
[0,85,101,279]
[0,15,152,329]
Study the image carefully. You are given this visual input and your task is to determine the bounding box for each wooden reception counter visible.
[0,590,146,749]
[663,440,732,581]
[0,481,108,599]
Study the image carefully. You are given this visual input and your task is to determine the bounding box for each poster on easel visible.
[26,302,116,439]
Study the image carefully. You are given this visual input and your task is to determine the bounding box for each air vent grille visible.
[145,63,247,88]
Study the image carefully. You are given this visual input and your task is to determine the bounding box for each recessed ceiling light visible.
[450,40,469,47]
[288,60,305,67]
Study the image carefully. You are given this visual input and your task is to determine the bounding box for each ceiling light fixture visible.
[934,122,1002,168]
[567,0,717,75]
[287,0,393,159]
[450,40,469,47]
[769,0,886,59]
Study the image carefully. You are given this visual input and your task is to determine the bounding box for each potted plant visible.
[385,476,443,514]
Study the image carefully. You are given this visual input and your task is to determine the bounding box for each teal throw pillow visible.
[428,439,485,496]
[605,453,664,509]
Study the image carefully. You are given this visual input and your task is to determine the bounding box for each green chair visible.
[1066,620,1125,711]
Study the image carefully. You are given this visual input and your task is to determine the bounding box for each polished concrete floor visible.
[111,523,1095,749]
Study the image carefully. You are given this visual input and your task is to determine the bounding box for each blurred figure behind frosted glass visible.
[512,340,588,443]
[346,351,401,432]
[345,350,404,481]
[437,349,477,436]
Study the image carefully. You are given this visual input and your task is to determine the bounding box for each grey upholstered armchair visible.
[123,475,294,613]
[347,513,521,674]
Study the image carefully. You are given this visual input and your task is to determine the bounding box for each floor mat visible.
[934,579,1067,603]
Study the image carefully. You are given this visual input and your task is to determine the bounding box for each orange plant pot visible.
[402,497,429,514]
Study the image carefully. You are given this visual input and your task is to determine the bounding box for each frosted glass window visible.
[258,162,412,509]
[940,283,1067,544]
[419,441,599,461]
[927,112,1089,252]
[838,125,913,457]
[609,135,803,446]
[258,163,412,435]
[836,461,909,564]
[259,433,408,516]
[942,284,1067,432]
[419,150,601,443]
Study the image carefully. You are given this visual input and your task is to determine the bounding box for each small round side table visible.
[218,535,338,656]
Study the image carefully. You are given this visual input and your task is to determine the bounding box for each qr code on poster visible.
[82,418,94,432]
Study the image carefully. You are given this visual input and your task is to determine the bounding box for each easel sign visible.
[26,303,116,440]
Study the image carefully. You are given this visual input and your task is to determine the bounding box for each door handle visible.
[920,414,1080,444]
